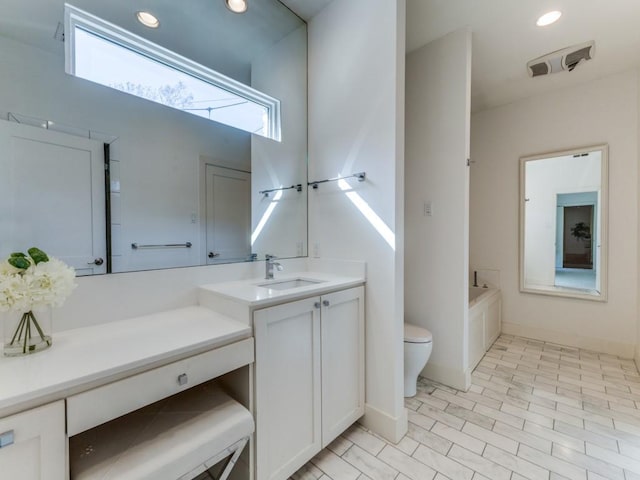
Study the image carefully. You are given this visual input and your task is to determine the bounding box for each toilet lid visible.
[404,323,432,343]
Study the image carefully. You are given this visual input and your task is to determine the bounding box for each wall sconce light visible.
[225,0,248,14]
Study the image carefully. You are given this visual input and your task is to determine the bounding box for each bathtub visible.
[468,286,501,371]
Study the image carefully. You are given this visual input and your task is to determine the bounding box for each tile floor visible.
[290,334,640,480]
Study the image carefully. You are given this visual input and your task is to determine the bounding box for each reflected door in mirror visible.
[0,120,106,276]
[205,165,251,264]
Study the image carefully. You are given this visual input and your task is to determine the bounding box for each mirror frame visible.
[519,144,609,302]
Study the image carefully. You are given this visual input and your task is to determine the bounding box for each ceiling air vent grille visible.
[527,41,595,77]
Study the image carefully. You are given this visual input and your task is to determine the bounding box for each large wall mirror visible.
[520,145,608,301]
[0,0,307,275]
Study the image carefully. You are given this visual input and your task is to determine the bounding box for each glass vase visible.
[2,306,52,356]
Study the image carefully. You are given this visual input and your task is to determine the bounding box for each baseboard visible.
[502,322,636,358]
[359,403,408,444]
[420,362,470,392]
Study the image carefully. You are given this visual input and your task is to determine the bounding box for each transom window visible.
[64,4,281,140]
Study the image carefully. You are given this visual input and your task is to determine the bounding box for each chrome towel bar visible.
[131,242,192,249]
[308,171,366,189]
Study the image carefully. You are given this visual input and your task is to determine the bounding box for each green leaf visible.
[9,252,26,258]
[27,247,49,264]
[8,257,30,270]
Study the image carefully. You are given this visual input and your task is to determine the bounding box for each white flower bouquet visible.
[0,248,76,355]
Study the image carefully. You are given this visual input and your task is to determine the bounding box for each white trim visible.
[64,3,281,141]
[359,404,408,444]
[502,321,636,358]
[421,362,470,392]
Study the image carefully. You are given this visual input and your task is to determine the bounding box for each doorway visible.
[562,205,593,269]
[554,192,597,290]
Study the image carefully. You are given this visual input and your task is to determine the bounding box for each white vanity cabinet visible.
[0,306,254,480]
[0,400,66,480]
[254,286,364,480]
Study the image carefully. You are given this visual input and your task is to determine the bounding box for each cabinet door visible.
[0,401,66,480]
[321,286,365,447]
[254,297,321,480]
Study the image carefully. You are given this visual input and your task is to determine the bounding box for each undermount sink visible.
[258,278,325,290]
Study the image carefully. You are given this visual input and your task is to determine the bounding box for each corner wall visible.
[471,70,639,357]
[405,29,472,391]
[307,0,407,441]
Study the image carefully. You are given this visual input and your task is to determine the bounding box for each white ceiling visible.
[407,0,640,112]
[279,0,332,21]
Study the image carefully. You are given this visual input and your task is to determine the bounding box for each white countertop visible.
[199,271,365,307]
[0,306,250,417]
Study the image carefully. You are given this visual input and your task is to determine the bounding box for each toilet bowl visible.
[404,323,433,397]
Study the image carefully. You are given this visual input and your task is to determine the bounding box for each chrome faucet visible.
[265,254,283,280]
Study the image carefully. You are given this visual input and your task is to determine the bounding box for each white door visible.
[254,297,322,480]
[205,164,251,263]
[320,287,365,447]
[0,120,106,275]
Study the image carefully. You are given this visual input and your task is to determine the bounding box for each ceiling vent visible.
[527,41,595,77]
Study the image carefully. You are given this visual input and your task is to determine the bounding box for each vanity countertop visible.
[199,271,365,307]
[0,306,250,418]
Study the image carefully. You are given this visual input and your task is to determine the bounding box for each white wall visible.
[405,29,472,390]
[53,257,308,332]
[471,70,639,357]
[308,0,407,442]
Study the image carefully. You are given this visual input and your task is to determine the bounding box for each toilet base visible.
[404,381,418,398]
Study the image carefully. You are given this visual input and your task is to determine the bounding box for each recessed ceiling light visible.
[536,10,562,27]
[136,11,160,28]
[225,0,248,14]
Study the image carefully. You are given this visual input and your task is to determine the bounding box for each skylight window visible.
[64,4,281,140]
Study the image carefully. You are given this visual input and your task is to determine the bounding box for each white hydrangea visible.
[0,257,77,312]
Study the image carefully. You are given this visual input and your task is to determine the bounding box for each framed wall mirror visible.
[519,144,608,301]
[0,0,307,276]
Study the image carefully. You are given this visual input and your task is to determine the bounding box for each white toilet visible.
[404,323,433,397]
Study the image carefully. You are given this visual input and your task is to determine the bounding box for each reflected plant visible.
[570,222,591,242]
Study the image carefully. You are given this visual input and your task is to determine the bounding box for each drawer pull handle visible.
[177,373,188,386]
[0,430,14,448]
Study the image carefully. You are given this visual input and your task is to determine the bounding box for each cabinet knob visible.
[322,300,330,307]
[0,430,14,448]
[177,373,188,386]
[88,257,104,266]
[314,302,321,309]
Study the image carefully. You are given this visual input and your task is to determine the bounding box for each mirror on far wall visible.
[0,0,307,275]
[520,144,608,301]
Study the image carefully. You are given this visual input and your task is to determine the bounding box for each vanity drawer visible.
[67,337,254,436]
